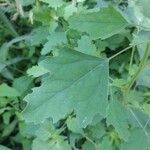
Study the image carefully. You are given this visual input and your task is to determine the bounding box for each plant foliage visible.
[0,0,150,150]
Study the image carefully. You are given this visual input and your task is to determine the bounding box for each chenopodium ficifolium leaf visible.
[68,6,128,40]
[41,32,67,55]
[22,48,109,127]
[121,128,150,150]
[32,120,71,150]
[107,99,130,141]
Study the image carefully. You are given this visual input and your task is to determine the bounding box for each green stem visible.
[125,41,150,95]
[109,45,133,60]
[129,46,136,70]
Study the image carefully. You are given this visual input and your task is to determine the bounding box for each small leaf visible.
[0,83,20,97]
[76,35,98,56]
[67,117,83,134]
[42,32,67,55]
[13,76,33,97]
[32,121,71,150]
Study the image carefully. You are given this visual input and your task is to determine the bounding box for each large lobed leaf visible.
[68,6,128,40]
[22,48,109,127]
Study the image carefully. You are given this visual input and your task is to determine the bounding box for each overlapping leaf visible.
[68,6,128,39]
[107,99,130,141]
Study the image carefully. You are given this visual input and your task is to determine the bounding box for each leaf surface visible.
[42,32,67,55]
[121,129,150,150]
[23,48,109,127]
[68,6,128,39]
[107,99,130,141]
[0,84,20,97]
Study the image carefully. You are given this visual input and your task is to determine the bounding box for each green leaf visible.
[67,117,83,134]
[64,4,77,20]
[0,145,12,150]
[87,122,105,140]
[137,64,150,88]
[133,31,150,59]
[32,6,53,25]
[0,43,9,61]
[19,122,39,138]
[0,83,20,97]
[2,120,17,137]
[29,26,49,46]
[68,6,128,40]
[101,137,112,150]
[121,129,150,150]
[27,66,50,77]
[13,76,33,97]
[32,121,71,150]
[23,48,109,127]
[76,35,98,56]
[107,99,130,141]
[42,32,67,55]
[39,0,65,9]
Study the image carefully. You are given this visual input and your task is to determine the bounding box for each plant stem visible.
[109,40,150,61]
[127,41,150,92]
[109,45,133,60]
[129,45,136,70]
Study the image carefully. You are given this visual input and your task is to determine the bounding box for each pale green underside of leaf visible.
[27,65,50,77]
[107,99,130,141]
[23,48,109,127]
[68,6,128,40]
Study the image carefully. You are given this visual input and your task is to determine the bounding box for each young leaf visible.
[42,32,67,55]
[32,121,71,150]
[23,48,109,127]
[76,35,98,56]
[68,6,128,40]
